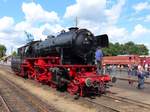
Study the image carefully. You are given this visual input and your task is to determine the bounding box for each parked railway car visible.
[102,55,141,66]
[103,55,150,68]
[11,27,111,97]
[140,56,150,66]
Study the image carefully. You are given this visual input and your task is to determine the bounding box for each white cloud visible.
[64,0,125,24]
[0,16,14,32]
[22,2,59,24]
[64,0,106,22]
[15,21,32,31]
[130,24,150,52]
[41,23,64,35]
[0,32,7,38]
[131,24,150,38]
[133,2,150,12]
[101,25,128,42]
[0,16,19,53]
[0,2,63,54]
[105,0,126,24]
[76,20,101,35]
[0,30,27,53]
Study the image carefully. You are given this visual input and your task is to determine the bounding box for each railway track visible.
[0,95,11,112]
[1,66,118,112]
[104,94,150,109]
[85,94,150,112]
[84,97,120,112]
[1,65,150,112]
[83,94,150,112]
[0,72,59,112]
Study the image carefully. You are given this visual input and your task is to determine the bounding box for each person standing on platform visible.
[137,65,145,89]
[144,63,148,71]
[95,46,103,75]
[128,64,133,85]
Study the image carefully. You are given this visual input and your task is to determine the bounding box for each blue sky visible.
[0,0,150,54]
[0,0,75,22]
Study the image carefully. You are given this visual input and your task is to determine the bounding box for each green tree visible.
[12,51,17,56]
[102,41,149,56]
[123,41,135,54]
[0,44,6,58]
[102,43,114,56]
[136,44,149,55]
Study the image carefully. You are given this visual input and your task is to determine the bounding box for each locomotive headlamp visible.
[84,38,88,41]
[85,78,92,87]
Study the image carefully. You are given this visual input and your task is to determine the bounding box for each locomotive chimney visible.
[69,27,79,31]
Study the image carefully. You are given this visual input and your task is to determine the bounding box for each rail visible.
[103,94,150,109]
[0,75,58,112]
[0,95,11,112]
[84,98,120,112]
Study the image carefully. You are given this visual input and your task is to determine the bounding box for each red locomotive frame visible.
[14,56,111,97]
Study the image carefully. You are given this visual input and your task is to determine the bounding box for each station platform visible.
[116,74,150,84]
[110,86,150,105]
[108,70,150,105]
[109,69,150,84]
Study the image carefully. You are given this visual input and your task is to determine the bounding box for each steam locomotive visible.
[11,27,111,97]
